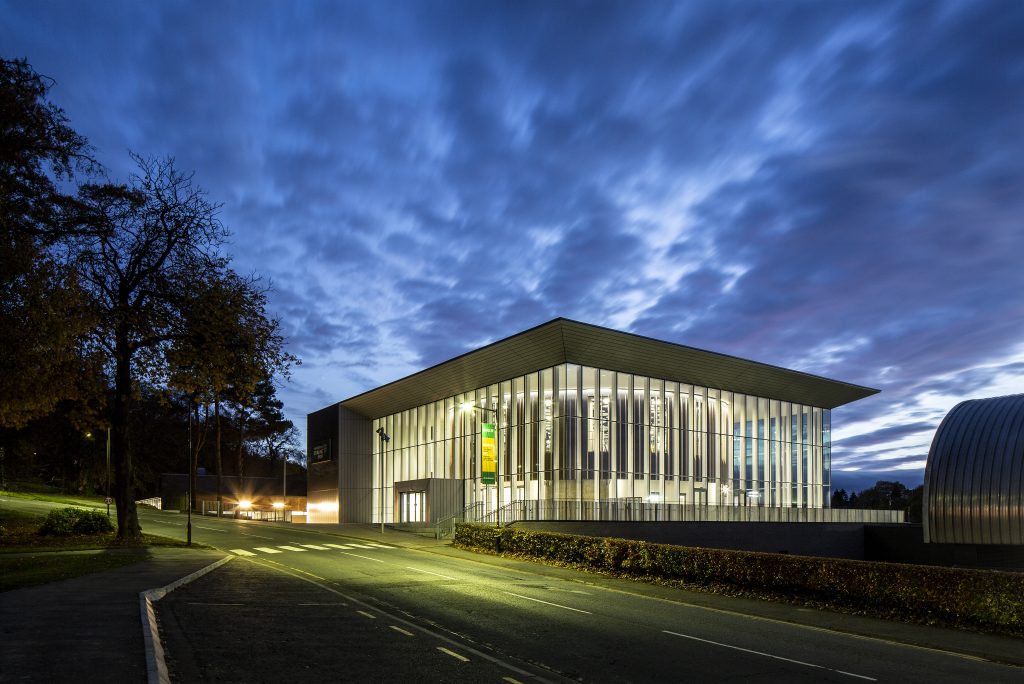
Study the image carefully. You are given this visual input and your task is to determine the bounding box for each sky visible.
[3,0,1022,493]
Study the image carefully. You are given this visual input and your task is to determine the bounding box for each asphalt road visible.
[129,507,1024,684]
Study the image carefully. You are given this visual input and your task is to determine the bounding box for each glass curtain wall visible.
[370,364,830,523]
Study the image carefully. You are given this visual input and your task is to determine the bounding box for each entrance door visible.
[399,491,425,522]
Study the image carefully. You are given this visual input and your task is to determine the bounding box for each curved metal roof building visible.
[924,394,1024,545]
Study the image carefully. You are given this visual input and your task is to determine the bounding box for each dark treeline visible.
[831,481,923,523]
[1,385,302,500]
[1,57,299,538]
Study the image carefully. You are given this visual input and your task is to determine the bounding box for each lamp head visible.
[376,427,390,442]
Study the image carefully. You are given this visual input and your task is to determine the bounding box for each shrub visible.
[454,523,1024,635]
[38,508,115,536]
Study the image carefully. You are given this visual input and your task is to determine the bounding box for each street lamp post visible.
[105,427,111,518]
[460,402,499,524]
[187,406,192,546]
[376,427,390,534]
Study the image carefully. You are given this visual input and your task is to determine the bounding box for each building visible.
[306,318,878,526]
[924,394,1024,545]
[159,472,307,521]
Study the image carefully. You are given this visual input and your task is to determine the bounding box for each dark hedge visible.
[454,523,1024,635]
[38,507,115,536]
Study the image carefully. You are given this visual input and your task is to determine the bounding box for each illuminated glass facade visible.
[309,318,873,525]
[370,363,831,523]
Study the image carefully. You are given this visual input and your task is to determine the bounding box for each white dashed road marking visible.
[299,544,329,550]
[278,545,306,552]
[437,647,470,662]
[230,549,256,556]
[254,547,282,554]
[324,543,353,549]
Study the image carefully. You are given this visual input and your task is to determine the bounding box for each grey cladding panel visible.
[338,406,372,523]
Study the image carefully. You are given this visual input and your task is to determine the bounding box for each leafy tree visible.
[166,270,295,514]
[238,378,294,472]
[69,156,227,538]
[853,481,910,511]
[0,57,96,428]
[830,488,849,508]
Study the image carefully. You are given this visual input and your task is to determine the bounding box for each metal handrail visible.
[435,501,484,539]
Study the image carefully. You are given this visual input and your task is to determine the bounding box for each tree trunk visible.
[112,340,140,539]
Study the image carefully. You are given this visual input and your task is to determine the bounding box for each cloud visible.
[3,0,1022,486]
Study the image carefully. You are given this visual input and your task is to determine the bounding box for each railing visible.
[435,501,484,539]
[462,500,904,527]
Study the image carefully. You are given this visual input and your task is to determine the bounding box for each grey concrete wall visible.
[866,524,1024,570]
[395,477,464,524]
[512,520,867,559]
[338,406,372,523]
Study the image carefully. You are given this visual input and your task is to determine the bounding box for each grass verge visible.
[0,506,205,591]
[0,551,146,592]
[0,488,107,509]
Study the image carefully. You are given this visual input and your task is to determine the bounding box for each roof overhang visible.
[338,318,878,418]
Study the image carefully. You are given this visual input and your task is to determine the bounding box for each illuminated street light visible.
[376,427,390,534]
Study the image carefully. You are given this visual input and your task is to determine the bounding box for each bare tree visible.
[71,156,227,539]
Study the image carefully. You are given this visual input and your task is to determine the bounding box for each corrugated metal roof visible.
[337,318,878,418]
[924,394,1024,545]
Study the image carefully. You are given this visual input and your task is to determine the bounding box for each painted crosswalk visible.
[230,542,395,557]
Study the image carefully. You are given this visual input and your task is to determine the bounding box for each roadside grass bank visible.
[0,550,146,592]
[454,523,1024,637]
[1,486,107,509]
[0,506,202,591]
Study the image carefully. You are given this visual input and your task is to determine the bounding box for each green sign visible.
[481,422,496,485]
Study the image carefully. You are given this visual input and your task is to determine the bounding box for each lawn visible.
[0,551,146,592]
[0,487,108,509]
[0,504,200,591]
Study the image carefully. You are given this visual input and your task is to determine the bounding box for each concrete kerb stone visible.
[140,555,234,684]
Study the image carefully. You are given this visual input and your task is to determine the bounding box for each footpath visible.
[0,547,225,683]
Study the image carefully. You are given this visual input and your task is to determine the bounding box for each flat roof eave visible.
[335,318,878,418]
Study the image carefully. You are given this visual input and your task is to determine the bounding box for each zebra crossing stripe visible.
[278,545,306,552]
[300,544,329,550]
[254,547,282,554]
[324,543,352,549]
[230,549,256,556]
[365,543,392,549]
[347,543,373,549]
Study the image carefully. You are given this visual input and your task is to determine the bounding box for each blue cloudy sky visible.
[4,1,1022,492]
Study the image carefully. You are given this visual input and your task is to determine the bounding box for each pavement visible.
[1,522,1022,683]
[0,546,226,683]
